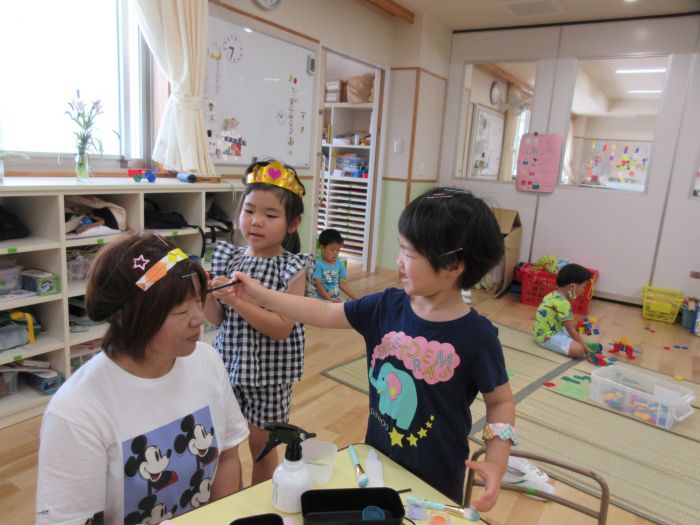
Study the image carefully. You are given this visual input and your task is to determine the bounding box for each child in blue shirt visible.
[312,228,358,302]
[221,188,516,510]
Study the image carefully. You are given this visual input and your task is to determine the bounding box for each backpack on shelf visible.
[143,198,205,258]
[0,204,30,241]
[205,197,235,245]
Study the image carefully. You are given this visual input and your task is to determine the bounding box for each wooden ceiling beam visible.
[477,63,534,95]
[364,0,414,23]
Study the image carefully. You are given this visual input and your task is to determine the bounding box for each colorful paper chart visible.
[515,133,564,193]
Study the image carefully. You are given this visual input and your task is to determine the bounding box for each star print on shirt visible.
[389,427,404,447]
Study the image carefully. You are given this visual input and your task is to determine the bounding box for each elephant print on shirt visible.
[368,362,417,430]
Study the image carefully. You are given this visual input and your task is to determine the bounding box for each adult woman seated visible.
[36,232,249,524]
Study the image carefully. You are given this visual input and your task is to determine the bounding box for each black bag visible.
[144,198,205,258]
[0,205,30,241]
[205,199,234,244]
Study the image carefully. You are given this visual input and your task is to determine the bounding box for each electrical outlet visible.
[690,271,700,279]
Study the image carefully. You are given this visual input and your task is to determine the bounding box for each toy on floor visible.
[609,337,639,360]
[577,317,600,336]
[585,343,614,366]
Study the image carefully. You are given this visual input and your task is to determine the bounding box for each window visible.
[562,56,668,192]
[0,0,145,165]
[457,62,535,181]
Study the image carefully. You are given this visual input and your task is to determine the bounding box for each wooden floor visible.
[1,266,697,525]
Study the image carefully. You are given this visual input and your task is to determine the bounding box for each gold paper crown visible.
[245,160,305,197]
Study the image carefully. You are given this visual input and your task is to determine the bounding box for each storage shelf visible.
[65,234,123,248]
[0,383,51,426]
[0,334,65,366]
[0,180,241,429]
[66,280,87,298]
[0,237,61,254]
[0,293,63,312]
[69,323,109,346]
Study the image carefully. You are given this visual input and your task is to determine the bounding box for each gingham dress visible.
[211,242,313,386]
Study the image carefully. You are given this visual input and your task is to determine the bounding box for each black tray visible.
[301,488,404,525]
[231,514,284,525]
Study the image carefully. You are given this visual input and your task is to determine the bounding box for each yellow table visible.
[174,443,485,524]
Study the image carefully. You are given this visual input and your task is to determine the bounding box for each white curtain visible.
[131,0,215,174]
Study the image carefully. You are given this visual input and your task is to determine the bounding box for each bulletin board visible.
[579,139,651,189]
[467,105,505,178]
[515,133,563,193]
[205,12,317,167]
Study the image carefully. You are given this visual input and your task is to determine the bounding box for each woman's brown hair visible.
[86,231,207,361]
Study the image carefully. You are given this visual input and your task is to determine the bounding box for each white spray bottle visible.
[256,422,316,513]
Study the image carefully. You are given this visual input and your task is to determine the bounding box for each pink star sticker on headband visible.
[132,254,150,270]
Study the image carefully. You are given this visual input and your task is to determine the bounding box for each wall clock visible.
[489,81,501,105]
[254,0,281,9]
[223,34,243,64]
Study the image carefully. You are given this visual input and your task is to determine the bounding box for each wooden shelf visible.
[0,181,241,429]
[318,61,380,272]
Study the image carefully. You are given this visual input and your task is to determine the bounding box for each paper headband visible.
[245,160,305,197]
[134,248,189,291]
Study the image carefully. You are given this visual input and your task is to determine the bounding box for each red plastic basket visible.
[520,263,599,315]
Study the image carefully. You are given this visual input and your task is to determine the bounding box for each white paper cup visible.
[302,439,337,485]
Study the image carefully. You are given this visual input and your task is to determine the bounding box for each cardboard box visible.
[490,208,522,297]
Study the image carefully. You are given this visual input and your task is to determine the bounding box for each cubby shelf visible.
[319,77,379,268]
[0,177,241,429]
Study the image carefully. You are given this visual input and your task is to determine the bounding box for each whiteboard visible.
[467,105,505,178]
[205,14,316,168]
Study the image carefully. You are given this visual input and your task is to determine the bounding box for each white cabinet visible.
[319,100,379,269]
[0,177,240,429]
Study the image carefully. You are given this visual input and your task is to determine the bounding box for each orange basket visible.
[520,263,598,315]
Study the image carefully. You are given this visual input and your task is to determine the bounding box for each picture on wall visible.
[467,104,505,179]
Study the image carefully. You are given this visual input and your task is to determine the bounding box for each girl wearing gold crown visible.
[204,159,314,484]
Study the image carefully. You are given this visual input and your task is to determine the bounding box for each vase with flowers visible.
[65,90,103,182]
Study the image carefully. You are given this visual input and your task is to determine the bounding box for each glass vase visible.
[75,151,91,182]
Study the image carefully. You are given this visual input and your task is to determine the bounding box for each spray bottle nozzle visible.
[255,422,316,463]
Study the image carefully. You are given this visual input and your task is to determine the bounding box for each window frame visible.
[0,0,151,174]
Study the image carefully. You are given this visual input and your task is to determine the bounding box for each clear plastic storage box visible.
[589,365,694,428]
[0,371,19,397]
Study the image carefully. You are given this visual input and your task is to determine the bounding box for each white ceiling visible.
[395,0,700,31]
[494,56,668,116]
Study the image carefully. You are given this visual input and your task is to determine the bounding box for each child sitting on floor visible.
[311,228,358,302]
[533,263,593,358]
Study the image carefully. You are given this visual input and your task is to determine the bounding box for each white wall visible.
[219,0,396,68]
[441,16,700,302]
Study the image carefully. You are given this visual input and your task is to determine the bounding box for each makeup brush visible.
[207,280,241,293]
[347,445,369,488]
[406,496,480,522]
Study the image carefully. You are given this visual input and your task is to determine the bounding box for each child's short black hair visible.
[556,263,592,287]
[319,228,344,247]
[398,187,505,289]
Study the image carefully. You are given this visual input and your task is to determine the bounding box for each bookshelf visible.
[318,53,381,271]
[0,177,240,429]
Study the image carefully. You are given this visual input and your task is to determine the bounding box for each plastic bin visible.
[680,304,695,330]
[589,365,694,429]
[0,371,19,397]
[0,265,22,294]
[302,488,404,525]
[642,286,684,324]
[520,263,599,315]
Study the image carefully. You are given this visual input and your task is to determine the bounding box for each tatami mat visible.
[320,323,700,524]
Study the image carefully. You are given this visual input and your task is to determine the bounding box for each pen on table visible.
[207,280,241,293]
